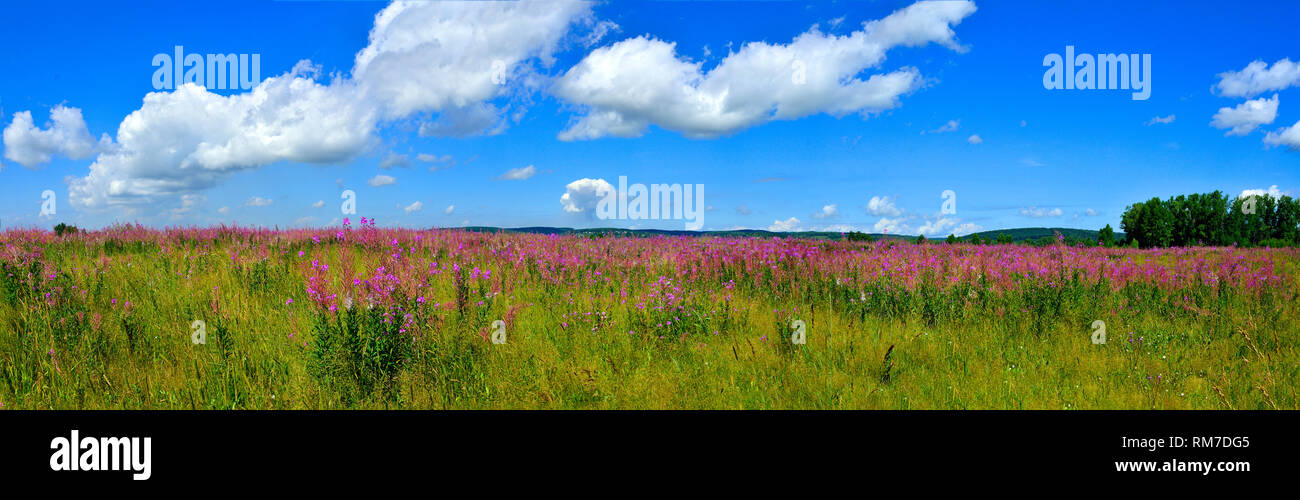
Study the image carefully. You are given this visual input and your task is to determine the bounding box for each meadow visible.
[1,219,1296,409]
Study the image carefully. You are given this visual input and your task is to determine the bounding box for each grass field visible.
[1,220,1296,409]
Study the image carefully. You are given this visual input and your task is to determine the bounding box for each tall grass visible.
[0,223,1295,409]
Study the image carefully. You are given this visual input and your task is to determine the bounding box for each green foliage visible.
[1099,224,1116,247]
[1121,191,1300,248]
[53,223,79,237]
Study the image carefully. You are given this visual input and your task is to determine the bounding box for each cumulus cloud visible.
[497,164,537,180]
[874,217,911,234]
[244,196,274,207]
[3,105,108,167]
[966,134,982,144]
[1020,206,1063,218]
[866,195,902,216]
[1211,94,1278,136]
[1084,208,1099,216]
[1240,185,1285,199]
[66,0,598,213]
[560,177,614,214]
[812,204,839,219]
[1264,120,1300,150]
[1214,59,1300,98]
[312,200,325,208]
[403,201,423,213]
[552,0,977,140]
[444,204,455,215]
[1145,114,1175,125]
[769,217,801,232]
[368,174,396,187]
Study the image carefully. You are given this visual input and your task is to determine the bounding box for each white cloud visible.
[769,217,801,232]
[1264,120,1300,150]
[244,196,274,207]
[1145,114,1175,125]
[915,216,981,237]
[1214,59,1300,98]
[3,105,108,167]
[1240,185,1285,199]
[403,201,423,213]
[873,216,911,234]
[1211,94,1278,136]
[217,206,229,214]
[1084,208,1099,216]
[552,0,977,140]
[1019,206,1063,218]
[736,204,752,216]
[312,200,325,208]
[966,134,982,144]
[925,119,960,134]
[368,174,396,187]
[812,204,839,219]
[444,204,455,215]
[497,164,537,180]
[560,177,614,213]
[866,195,902,216]
[378,152,410,169]
[417,153,452,164]
[66,0,598,213]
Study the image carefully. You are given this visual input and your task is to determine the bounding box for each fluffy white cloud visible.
[1240,185,1285,199]
[866,195,902,216]
[1084,208,1099,216]
[66,0,597,213]
[552,0,977,140]
[368,174,396,187]
[914,216,981,236]
[812,204,839,219]
[560,178,614,213]
[966,134,982,144]
[1211,94,1278,136]
[244,196,273,207]
[1264,120,1300,150]
[1145,114,1175,125]
[354,0,593,121]
[769,217,801,232]
[3,105,108,167]
[1020,206,1063,218]
[1214,59,1300,98]
[444,204,455,215]
[873,216,911,234]
[498,165,537,180]
[312,200,325,208]
[403,201,423,213]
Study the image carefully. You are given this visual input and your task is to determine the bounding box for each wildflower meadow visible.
[1,218,1295,409]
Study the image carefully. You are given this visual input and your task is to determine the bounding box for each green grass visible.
[1,231,1295,410]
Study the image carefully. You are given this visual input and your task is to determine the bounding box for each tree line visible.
[1119,191,1299,248]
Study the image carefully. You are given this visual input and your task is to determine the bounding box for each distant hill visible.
[965,227,1125,243]
[461,226,1121,242]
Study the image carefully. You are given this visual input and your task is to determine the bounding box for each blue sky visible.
[1,0,1298,235]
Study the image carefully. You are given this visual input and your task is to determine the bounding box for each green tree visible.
[945,234,958,244]
[1098,224,1115,247]
[996,233,1013,245]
